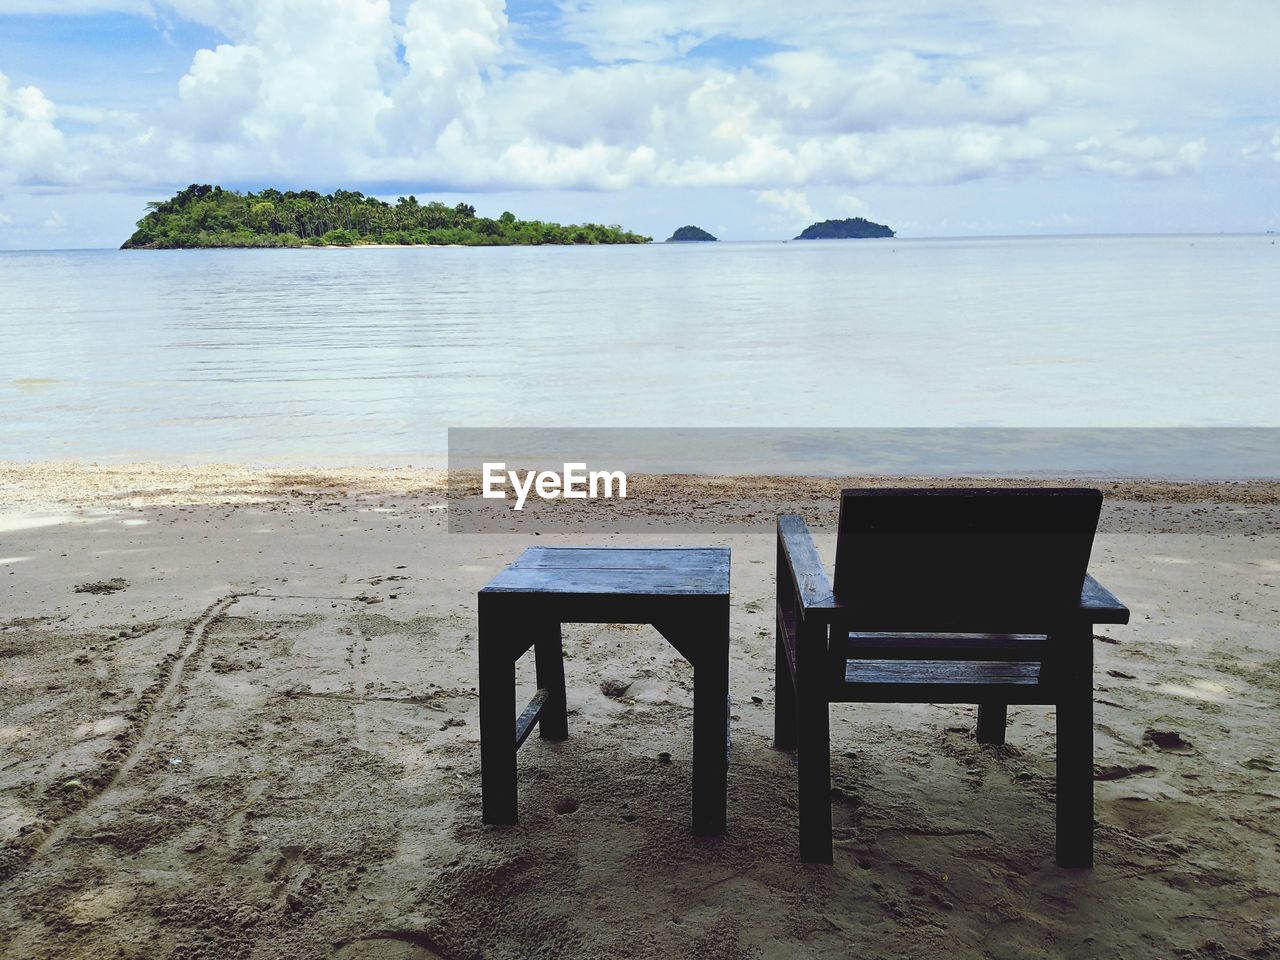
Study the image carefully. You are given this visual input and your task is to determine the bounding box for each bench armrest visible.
[777,515,1128,629]
[1079,574,1130,625]
[777,515,836,614]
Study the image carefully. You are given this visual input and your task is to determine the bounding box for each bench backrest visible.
[833,488,1102,632]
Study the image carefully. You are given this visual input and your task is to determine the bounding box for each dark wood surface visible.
[482,546,730,597]
[976,702,1008,745]
[478,595,518,825]
[480,546,730,836]
[844,658,1041,684]
[514,688,549,749]
[832,488,1102,625]
[845,632,1050,661]
[777,515,835,610]
[1078,575,1129,623]
[840,658,1049,703]
[534,622,569,743]
[1055,623,1095,867]
[796,616,832,863]
[778,514,1129,627]
[775,493,1127,868]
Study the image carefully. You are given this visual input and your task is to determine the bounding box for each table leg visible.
[691,605,729,835]
[774,617,797,750]
[1056,624,1094,867]
[535,621,568,742]
[977,702,1008,745]
[479,597,517,824]
[796,617,833,864]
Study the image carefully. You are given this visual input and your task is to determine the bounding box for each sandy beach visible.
[2,463,1278,959]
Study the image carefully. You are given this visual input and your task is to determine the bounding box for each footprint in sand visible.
[1094,763,1159,780]
[1143,729,1194,752]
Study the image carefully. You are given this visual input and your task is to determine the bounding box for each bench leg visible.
[1056,627,1094,867]
[796,620,833,864]
[691,614,729,835]
[774,621,797,750]
[535,622,568,742]
[977,702,1008,745]
[479,602,517,824]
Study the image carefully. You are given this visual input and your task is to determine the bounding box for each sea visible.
[2,234,1277,476]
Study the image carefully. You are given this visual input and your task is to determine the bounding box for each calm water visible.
[1,236,1277,466]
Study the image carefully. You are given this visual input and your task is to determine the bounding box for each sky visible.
[0,0,1278,248]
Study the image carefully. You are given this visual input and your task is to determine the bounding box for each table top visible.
[481,546,730,597]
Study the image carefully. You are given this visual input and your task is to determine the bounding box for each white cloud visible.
[757,50,1052,133]
[0,0,1270,204]
[44,210,65,228]
[177,44,267,140]
[1240,128,1280,162]
[382,0,507,149]
[171,0,399,177]
[0,211,13,225]
[0,72,69,184]
[1073,135,1207,178]
[147,1,1236,192]
[756,188,814,222]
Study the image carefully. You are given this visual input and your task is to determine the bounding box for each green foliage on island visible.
[121,184,652,249]
[666,225,717,242]
[794,217,894,240]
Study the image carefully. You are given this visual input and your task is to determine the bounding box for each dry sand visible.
[1,463,1278,959]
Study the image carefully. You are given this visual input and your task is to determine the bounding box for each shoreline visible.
[4,460,1280,509]
[14,231,1272,254]
[4,461,1277,539]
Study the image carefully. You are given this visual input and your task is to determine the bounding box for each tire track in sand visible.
[17,593,244,870]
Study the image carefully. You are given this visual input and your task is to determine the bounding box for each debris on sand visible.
[600,677,633,698]
[74,578,128,595]
[1241,757,1278,772]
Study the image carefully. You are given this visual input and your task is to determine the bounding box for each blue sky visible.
[1,0,1278,248]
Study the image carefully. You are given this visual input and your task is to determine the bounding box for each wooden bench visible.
[774,488,1129,866]
[478,546,731,834]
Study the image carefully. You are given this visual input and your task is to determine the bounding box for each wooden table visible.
[478,546,731,834]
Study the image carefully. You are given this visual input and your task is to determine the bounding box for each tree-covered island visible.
[794,217,894,239]
[122,184,652,248]
[666,225,717,241]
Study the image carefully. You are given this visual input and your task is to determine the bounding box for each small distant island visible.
[122,184,652,248]
[795,217,894,240]
[666,225,717,242]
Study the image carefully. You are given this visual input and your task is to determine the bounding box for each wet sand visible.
[2,463,1278,959]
